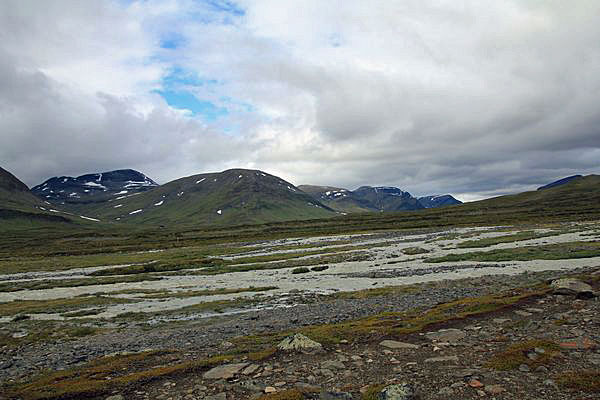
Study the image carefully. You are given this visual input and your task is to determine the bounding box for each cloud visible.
[1,0,600,201]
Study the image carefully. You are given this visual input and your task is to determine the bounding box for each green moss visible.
[0,296,136,316]
[361,384,386,400]
[401,247,430,255]
[555,369,600,392]
[427,241,600,263]
[485,339,560,370]
[259,389,305,400]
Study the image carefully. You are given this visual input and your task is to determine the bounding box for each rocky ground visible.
[2,267,599,400]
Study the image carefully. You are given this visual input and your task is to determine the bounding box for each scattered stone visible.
[468,379,484,388]
[543,379,558,388]
[242,364,260,375]
[550,278,593,297]
[203,363,249,380]
[518,364,531,372]
[425,329,466,343]
[438,387,454,395]
[204,394,226,400]
[376,383,417,400]
[264,386,277,393]
[535,365,549,373]
[379,340,419,350]
[525,307,544,313]
[321,360,345,370]
[220,341,234,349]
[559,337,598,350]
[295,382,321,392]
[484,385,506,394]
[493,318,511,324]
[424,355,459,363]
[277,333,323,353]
[320,391,353,399]
[515,310,533,317]
[105,396,124,400]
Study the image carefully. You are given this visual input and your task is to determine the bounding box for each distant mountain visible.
[64,169,336,225]
[537,175,583,190]
[32,169,158,209]
[417,194,462,208]
[297,185,373,213]
[299,184,460,213]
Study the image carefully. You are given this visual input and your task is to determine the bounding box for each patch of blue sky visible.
[160,33,186,50]
[162,67,219,89]
[155,89,228,121]
[203,0,245,17]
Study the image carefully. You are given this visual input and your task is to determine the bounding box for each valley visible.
[1,171,599,399]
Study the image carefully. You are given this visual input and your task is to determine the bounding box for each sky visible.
[1,1,599,202]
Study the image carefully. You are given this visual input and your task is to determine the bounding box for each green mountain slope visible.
[0,167,73,229]
[79,169,337,226]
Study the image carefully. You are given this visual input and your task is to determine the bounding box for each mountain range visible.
[0,166,595,228]
[297,185,461,213]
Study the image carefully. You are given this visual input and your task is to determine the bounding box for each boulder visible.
[277,333,323,353]
[425,328,466,343]
[550,278,593,298]
[203,363,249,380]
[376,383,417,400]
[379,340,419,350]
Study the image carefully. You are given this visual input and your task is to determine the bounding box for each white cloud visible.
[1,0,599,200]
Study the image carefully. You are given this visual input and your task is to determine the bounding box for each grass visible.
[555,370,600,393]
[456,230,561,248]
[5,350,233,400]
[259,390,305,400]
[426,241,600,263]
[0,296,137,316]
[401,246,430,255]
[0,274,163,292]
[485,339,561,370]
[360,384,386,400]
[88,258,224,276]
[0,321,101,348]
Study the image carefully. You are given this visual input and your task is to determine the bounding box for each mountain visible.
[297,185,373,213]
[0,167,71,228]
[537,175,583,190]
[417,194,462,208]
[32,169,158,210]
[299,185,460,213]
[60,169,336,226]
[353,186,423,211]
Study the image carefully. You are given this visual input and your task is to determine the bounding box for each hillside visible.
[0,167,72,228]
[75,169,336,225]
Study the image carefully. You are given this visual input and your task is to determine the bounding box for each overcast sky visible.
[1,1,599,201]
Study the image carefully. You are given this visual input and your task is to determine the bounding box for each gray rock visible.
[550,278,593,297]
[204,393,227,400]
[203,363,249,380]
[425,328,466,343]
[424,355,459,363]
[320,391,353,399]
[105,396,124,400]
[277,333,323,353]
[379,340,419,350]
[376,383,417,400]
[518,364,531,372]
